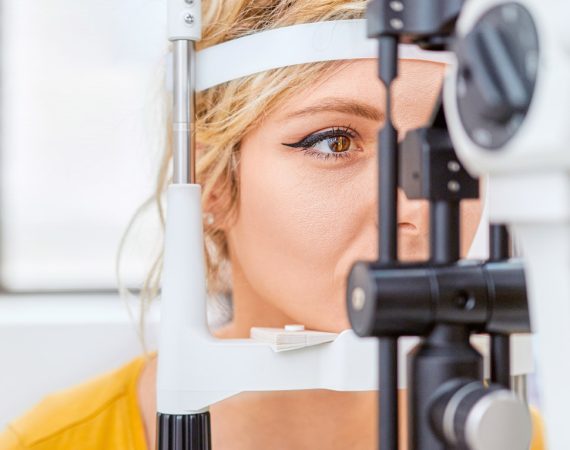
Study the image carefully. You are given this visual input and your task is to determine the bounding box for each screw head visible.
[447,160,461,173]
[390,18,404,30]
[502,3,520,23]
[184,13,195,25]
[185,0,195,4]
[448,180,461,193]
[473,128,492,147]
[351,287,366,311]
[390,1,404,12]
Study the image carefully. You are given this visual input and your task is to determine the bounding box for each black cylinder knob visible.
[409,326,483,450]
[347,260,529,338]
[156,412,212,450]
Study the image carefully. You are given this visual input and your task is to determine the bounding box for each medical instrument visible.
[445,0,570,448]
[157,1,536,449]
[347,2,534,449]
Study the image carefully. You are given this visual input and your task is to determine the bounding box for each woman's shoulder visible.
[0,355,150,450]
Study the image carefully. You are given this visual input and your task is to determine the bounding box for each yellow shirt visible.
[0,356,148,450]
[0,355,547,450]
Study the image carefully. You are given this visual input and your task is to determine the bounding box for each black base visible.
[156,412,212,450]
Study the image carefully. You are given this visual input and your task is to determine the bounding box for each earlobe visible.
[202,184,237,232]
[198,140,240,233]
[203,212,215,226]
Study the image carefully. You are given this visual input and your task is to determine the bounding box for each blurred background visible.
[0,0,166,427]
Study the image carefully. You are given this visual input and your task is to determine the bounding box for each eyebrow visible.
[284,97,384,122]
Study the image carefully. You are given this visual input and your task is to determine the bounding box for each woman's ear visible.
[204,197,237,233]
[197,140,240,232]
[203,194,226,231]
[202,170,239,233]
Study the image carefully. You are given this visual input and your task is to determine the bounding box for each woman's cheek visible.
[460,199,484,256]
[241,144,365,259]
[232,147,371,324]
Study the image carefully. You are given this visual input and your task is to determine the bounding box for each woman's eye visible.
[282,127,361,160]
[318,135,351,154]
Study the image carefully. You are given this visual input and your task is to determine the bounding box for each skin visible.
[137,59,483,449]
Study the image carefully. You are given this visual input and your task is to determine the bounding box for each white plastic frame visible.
[445,0,570,448]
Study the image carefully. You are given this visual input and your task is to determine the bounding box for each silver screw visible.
[447,161,461,173]
[448,180,461,193]
[390,18,404,30]
[184,13,195,25]
[390,1,404,12]
[473,128,492,147]
[352,287,366,311]
[184,0,194,4]
[502,4,519,23]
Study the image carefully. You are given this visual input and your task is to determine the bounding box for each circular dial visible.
[431,380,532,449]
[455,3,540,150]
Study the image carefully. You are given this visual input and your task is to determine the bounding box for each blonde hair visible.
[125,0,367,351]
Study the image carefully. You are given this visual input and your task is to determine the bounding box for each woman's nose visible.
[397,189,428,234]
[364,149,428,230]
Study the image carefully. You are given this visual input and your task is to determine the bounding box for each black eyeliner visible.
[282,127,355,149]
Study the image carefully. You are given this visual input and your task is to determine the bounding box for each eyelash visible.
[282,126,360,161]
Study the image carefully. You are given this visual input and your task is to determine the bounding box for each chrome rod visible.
[172,39,196,184]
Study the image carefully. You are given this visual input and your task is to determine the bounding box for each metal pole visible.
[430,201,460,264]
[489,224,512,388]
[378,36,399,450]
[172,40,196,184]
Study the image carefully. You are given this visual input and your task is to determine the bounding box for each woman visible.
[0,1,543,449]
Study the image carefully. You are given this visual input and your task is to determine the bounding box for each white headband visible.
[196,19,455,92]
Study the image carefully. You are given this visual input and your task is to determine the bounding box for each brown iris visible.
[329,135,350,153]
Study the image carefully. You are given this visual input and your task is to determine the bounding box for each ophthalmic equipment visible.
[445,0,570,448]
[157,1,537,449]
[348,0,570,448]
[347,1,534,449]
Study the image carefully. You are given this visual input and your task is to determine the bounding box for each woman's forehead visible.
[277,59,445,117]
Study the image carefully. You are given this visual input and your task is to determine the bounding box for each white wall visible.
[0,295,160,429]
[0,1,168,427]
[1,0,167,290]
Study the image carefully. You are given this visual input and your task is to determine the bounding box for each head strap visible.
[195,19,455,92]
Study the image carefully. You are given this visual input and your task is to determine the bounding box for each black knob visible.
[455,3,539,149]
[463,23,530,123]
[157,412,212,450]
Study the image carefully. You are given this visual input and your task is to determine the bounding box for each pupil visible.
[330,136,349,153]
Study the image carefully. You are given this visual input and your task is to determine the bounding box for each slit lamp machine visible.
[157,0,570,448]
